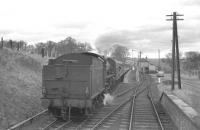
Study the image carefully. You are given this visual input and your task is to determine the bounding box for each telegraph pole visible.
[166,12,183,90]
[132,49,134,66]
[139,51,142,70]
[136,51,142,82]
[158,49,160,70]
[136,52,140,82]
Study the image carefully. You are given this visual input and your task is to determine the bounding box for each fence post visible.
[1,37,3,49]
[41,48,45,58]
[17,42,20,51]
[9,40,13,49]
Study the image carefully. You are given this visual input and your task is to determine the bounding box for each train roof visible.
[48,52,106,65]
[81,52,105,62]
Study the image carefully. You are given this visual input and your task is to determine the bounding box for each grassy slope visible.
[0,48,47,129]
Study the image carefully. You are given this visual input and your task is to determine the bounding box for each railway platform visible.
[151,74,200,130]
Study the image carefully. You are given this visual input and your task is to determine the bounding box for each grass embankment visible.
[0,48,47,129]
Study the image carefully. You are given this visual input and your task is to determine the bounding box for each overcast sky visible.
[0,0,200,58]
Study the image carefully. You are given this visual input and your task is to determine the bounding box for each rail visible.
[128,89,137,130]
[148,88,164,130]
[8,109,48,130]
[41,119,58,130]
[128,81,147,130]
[115,87,135,97]
[54,120,71,130]
[90,81,147,130]
[90,95,133,130]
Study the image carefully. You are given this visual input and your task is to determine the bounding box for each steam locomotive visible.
[41,52,129,120]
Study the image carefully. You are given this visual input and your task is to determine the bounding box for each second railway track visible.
[74,77,147,130]
[129,76,176,130]
[130,85,162,130]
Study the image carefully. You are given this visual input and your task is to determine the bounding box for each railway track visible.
[41,119,72,130]
[80,78,176,130]
[8,75,177,130]
[71,78,146,130]
[129,77,176,130]
[181,80,200,90]
[130,85,162,129]
[163,75,200,91]
[164,77,200,93]
[7,109,56,130]
[147,76,177,130]
[7,83,138,130]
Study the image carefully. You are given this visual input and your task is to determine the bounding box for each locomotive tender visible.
[42,52,128,120]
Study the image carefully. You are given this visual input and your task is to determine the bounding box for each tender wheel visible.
[48,106,61,117]
[84,108,91,115]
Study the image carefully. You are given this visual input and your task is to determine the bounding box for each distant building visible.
[149,63,158,73]
[125,57,135,65]
[139,58,158,73]
[139,58,149,73]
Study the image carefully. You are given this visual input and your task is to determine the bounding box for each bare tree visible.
[111,44,129,62]
[46,41,56,57]
[183,51,200,70]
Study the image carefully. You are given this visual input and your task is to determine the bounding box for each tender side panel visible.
[66,66,89,81]
[45,80,66,97]
[43,65,65,80]
[68,81,88,98]
[91,58,104,98]
[66,66,90,98]
[43,65,90,99]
